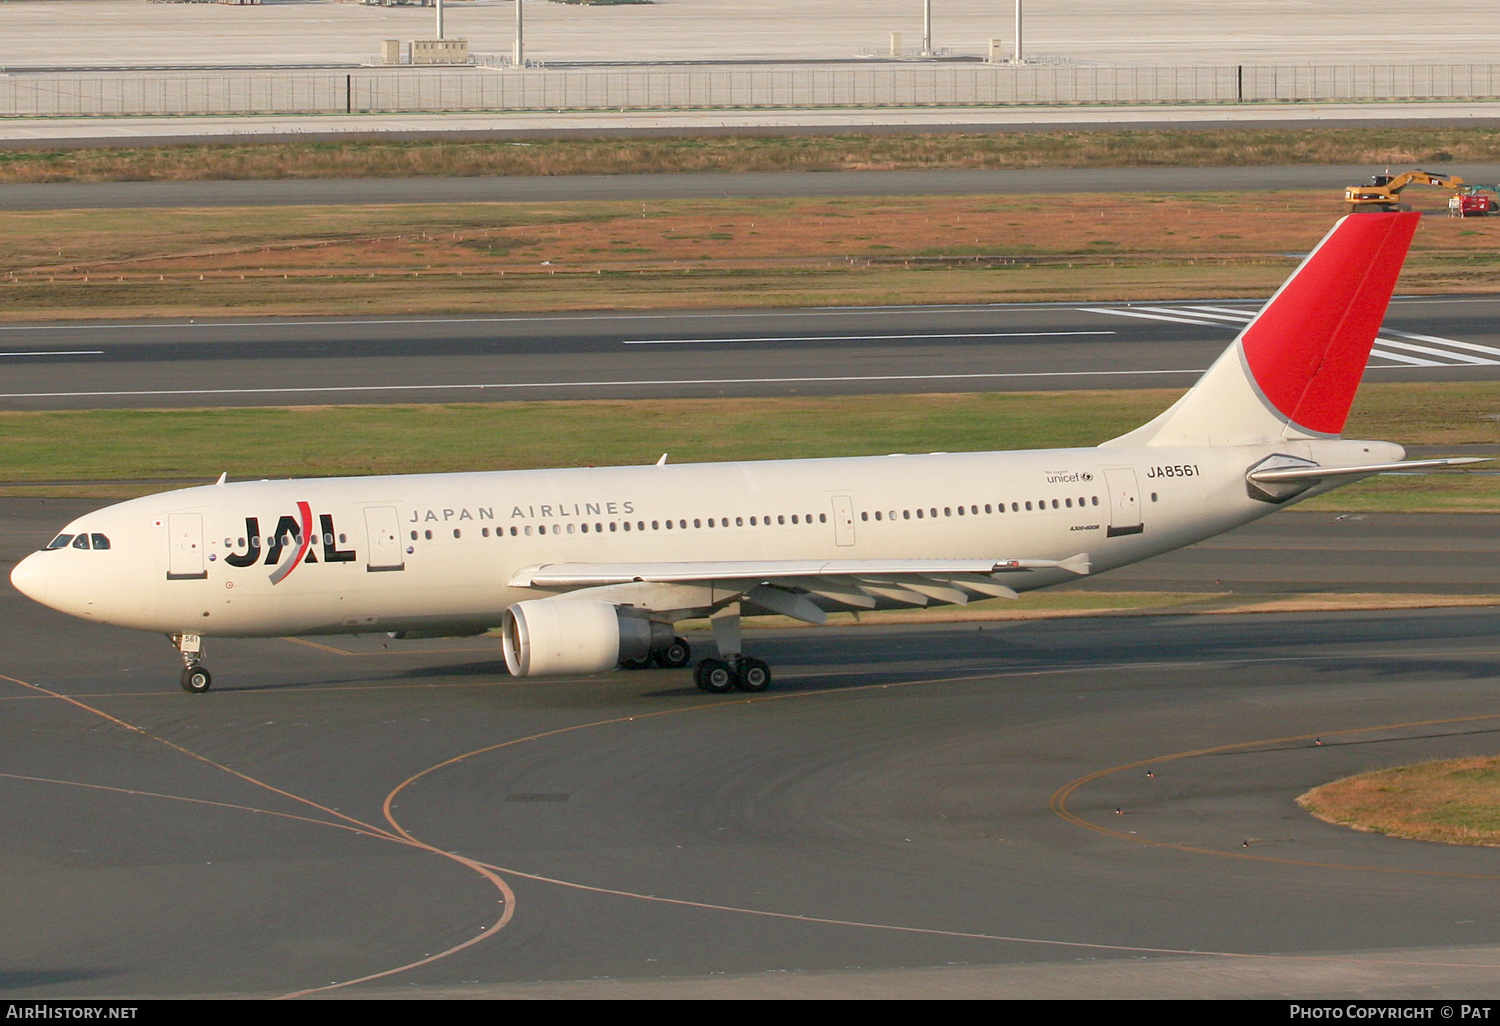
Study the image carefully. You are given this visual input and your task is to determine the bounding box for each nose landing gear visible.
[172,633,212,693]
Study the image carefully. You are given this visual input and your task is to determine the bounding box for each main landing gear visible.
[693,656,771,694]
[692,602,773,694]
[619,634,693,671]
[172,632,212,693]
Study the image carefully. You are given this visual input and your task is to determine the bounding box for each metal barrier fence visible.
[3,62,1498,116]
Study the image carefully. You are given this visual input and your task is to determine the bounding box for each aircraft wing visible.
[508,555,1091,624]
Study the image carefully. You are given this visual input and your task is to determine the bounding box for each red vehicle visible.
[1450,187,1499,217]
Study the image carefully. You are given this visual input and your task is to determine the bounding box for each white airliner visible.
[9,212,1478,694]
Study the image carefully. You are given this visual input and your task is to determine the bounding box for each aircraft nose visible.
[10,552,48,605]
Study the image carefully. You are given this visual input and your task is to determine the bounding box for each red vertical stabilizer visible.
[1241,212,1419,435]
[1104,212,1421,449]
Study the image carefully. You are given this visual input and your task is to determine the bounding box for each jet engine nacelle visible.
[501,599,672,677]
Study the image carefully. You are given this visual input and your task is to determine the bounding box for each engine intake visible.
[502,599,672,677]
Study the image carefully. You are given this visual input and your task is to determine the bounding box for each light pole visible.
[514,0,525,67]
[1013,0,1023,64]
[921,0,932,57]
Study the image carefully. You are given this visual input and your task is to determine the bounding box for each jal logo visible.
[224,501,355,584]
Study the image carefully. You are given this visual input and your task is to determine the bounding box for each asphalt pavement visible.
[5,165,1500,210]
[1,294,1497,409]
[3,498,1499,997]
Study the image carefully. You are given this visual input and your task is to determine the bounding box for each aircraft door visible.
[166,512,207,580]
[832,495,855,546]
[364,506,405,572]
[1104,468,1143,537]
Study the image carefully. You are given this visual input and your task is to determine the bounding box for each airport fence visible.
[2,61,1499,117]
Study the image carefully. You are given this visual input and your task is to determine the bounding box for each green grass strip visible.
[1,384,1495,511]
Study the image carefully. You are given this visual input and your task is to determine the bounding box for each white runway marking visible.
[1084,303,1499,369]
[622,331,1114,345]
[1080,307,1230,327]
[0,367,1212,401]
[0,350,104,357]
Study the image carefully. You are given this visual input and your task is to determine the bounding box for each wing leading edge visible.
[508,555,1092,625]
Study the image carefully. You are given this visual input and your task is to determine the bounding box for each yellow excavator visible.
[1345,169,1465,212]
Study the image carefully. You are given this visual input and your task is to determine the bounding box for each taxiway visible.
[3,501,1499,997]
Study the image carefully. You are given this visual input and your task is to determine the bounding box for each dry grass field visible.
[3,189,1496,319]
[1300,757,1500,847]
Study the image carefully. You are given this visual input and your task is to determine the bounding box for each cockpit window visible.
[72,534,90,549]
[91,534,110,550]
[44,534,73,550]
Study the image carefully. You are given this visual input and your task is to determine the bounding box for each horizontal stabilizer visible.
[1247,457,1488,483]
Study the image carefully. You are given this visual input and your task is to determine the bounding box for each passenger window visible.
[72,534,90,550]
[45,534,73,550]
[424,530,433,540]
[1025,501,1032,511]
[453,529,461,538]
[736,517,743,527]
[91,533,110,550]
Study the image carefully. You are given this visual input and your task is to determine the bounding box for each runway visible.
[2,294,1499,410]
[7,165,1500,211]
[3,500,1500,998]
